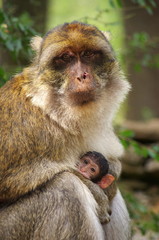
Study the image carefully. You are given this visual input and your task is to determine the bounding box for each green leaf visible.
[146,6,153,15]
[155,155,159,161]
[140,147,149,158]
[135,0,146,6]
[0,67,5,77]
[18,23,25,32]
[152,145,159,152]
[149,0,157,7]
[148,149,156,159]
[19,12,33,27]
[120,129,135,138]
[109,0,116,8]
[116,0,123,7]
[153,55,159,68]
[131,144,149,158]
[141,53,151,67]
[0,67,7,86]
[119,129,135,138]
[0,10,5,24]
[15,39,22,54]
[120,139,130,149]
[134,63,142,72]
[0,30,8,40]
[6,40,14,51]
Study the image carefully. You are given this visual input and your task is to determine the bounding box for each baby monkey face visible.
[78,156,100,180]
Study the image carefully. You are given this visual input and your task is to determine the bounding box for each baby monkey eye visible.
[91,168,96,173]
[84,159,88,164]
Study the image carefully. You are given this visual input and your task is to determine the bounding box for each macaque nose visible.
[83,72,89,79]
[77,72,89,82]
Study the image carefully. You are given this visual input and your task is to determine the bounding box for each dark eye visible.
[82,50,95,58]
[61,53,71,62]
[91,168,96,173]
[52,52,74,70]
[84,159,88,164]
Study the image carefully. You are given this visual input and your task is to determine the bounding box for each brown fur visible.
[0,21,131,240]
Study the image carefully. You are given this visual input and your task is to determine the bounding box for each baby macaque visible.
[78,151,115,189]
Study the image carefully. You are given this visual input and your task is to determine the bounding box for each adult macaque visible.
[78,151,115,189]
[0,22,131,239]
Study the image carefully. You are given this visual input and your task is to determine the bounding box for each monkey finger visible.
[100,214,111,224]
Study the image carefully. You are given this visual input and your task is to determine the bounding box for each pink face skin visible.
[78,156,100,180]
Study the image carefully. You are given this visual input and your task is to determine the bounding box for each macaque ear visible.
[98,174,115,189]
[102,31,111,41]
[30,36,43,53]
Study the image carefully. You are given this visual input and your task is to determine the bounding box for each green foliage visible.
[123,191,159,235]
[78,1,159,72]
[132,0,157,14]
[0,9,38,85]
[119,128,159,161]
[108,0,158,74]
[127,32,159,71]
[0,9,37,61]
[0,67,7,86]
[109,0,157,14]
[107,1,159,72]
[109,0,122,8]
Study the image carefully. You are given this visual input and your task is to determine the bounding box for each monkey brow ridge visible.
[42,21,106,50]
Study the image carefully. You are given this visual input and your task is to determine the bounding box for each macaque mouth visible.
[68,91,96,106]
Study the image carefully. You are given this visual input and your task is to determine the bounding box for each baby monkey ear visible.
[30,36,43,53]
[98,174,115,189]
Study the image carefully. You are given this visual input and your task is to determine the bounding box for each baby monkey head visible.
[31,21,116,107]
[79,151,109,183]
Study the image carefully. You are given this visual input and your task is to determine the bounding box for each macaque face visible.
[37,22,115,106]
[78,156,100,180]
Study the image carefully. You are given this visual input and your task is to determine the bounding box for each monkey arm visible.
[72,170,111,224]
[87,181,111,224]
[0,160,71,203]
[103,181,117,202]
[0,80,73,203]
[105,156,121,201]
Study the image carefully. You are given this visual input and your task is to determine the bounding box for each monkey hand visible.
[85,181,111,224]
[97,194,111,224]
[72,170,111,224]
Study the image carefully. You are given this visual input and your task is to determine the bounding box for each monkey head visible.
[26,22,130,127]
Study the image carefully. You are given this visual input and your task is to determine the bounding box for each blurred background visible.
[0,0,159,239]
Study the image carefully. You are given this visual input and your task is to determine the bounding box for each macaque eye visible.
[83,50,95,58]
[52,52,74,70]
[61,53,72,61]
[81,50,103,65]
[91,168,96,173]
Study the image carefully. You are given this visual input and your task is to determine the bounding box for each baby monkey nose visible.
[80,167,86,172]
